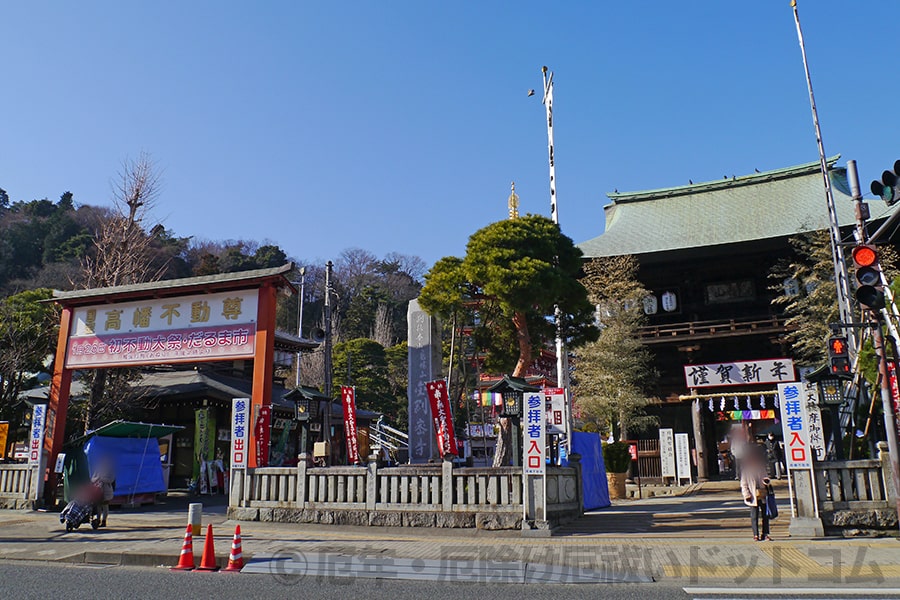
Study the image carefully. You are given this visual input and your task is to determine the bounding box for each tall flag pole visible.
[790,0,857,354]
[542,66,573,453]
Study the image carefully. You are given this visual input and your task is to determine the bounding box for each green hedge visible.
[602,441,632,473]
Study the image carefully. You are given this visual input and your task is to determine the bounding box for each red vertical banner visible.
[426,379,458,457]
[254,405,271,467]
[341,386,360,464]
[888,363,900,432]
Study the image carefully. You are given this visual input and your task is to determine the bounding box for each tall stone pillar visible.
[407,299,441,464]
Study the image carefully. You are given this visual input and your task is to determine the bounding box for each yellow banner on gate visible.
[0,422,8,459]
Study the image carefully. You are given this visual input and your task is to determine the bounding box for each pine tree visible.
[575,255,657,440]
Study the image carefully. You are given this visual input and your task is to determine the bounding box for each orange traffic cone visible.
[195,523,219,571]
[223,525,244,572]
[171,525,195,571]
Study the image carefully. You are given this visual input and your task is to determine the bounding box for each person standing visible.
[740,445,771,541]
[731,430,746,481]
[765,433,785,479]
[91,457,116,528]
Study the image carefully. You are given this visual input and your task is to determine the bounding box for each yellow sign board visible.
[0,422,8,459]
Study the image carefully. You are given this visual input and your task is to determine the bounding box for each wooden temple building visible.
[577,156,897,480]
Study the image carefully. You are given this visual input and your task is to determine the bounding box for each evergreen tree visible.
[575,255,657,440]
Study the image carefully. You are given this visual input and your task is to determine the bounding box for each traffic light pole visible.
[869,317,900,530]
[848,160,900,527]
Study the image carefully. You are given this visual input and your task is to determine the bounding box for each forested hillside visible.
[0,181,423,435]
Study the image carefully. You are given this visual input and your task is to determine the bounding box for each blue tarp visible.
[571,431,611,510]
[84,436,165,496]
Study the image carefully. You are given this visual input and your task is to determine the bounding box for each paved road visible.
[4,561,900,600]
[1,480,898,591]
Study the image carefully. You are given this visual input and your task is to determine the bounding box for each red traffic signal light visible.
[852,245,877,268]
[851,245,886,310]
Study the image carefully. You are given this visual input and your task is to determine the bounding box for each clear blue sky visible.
[2,1,898,269]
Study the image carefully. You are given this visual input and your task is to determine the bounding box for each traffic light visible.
[870,160,900,206]
[852,244,886,310]
[827,335,850,375]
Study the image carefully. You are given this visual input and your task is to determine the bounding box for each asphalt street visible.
[4,561,900,600]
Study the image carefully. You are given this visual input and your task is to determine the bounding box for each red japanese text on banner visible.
[341,386,360,464]
[254,405,271,467]
[426,380,458,456]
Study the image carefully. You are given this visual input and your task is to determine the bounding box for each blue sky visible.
[2,1,898,269]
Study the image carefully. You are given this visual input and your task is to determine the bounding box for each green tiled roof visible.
[578,158,891,258]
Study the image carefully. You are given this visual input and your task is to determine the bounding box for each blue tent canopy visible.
[570,431,611,510]
[84,436,165,497]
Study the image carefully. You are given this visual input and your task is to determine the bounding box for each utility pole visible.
[323,260,334,466]
[295,267,306,388]
[790,0,857,355]
[539,65,573,454]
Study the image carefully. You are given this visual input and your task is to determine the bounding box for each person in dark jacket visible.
[91,457,115,527]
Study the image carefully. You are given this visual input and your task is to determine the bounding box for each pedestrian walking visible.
[740,444,771,541]
[90,457,116,527]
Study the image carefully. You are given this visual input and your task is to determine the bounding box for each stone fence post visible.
[229,468,245,508]
[441,456,454,512]
[878,442,895,505]
[296,453,308,506]
[366,453,379,510]
[568,452,583,516]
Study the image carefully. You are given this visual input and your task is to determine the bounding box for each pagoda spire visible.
[508,182,519,220]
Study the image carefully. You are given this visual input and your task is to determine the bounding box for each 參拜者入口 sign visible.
[64,290,259,368]
[523,393,545,475]
[684,358,795,388]
[778,382,814,470]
